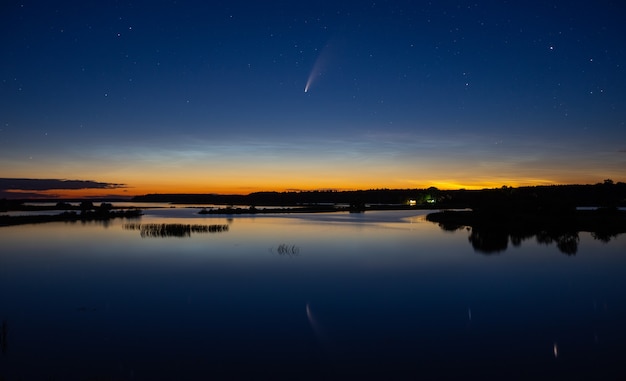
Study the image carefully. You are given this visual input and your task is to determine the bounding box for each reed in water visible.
[123,223,229,238]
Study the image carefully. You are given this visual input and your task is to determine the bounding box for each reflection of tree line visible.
[123,223,229,238]
[466,226,581,255]
[427,208,626,255]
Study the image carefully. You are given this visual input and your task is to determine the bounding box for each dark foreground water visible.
[1,209,625,380]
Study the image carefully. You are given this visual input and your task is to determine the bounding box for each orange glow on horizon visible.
[421,178,562,190]
[5,175,611,199]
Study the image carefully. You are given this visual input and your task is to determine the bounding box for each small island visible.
[0,201,142,227]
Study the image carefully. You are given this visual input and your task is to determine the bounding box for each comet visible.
[304,42,332,93]
[304,63,319,93]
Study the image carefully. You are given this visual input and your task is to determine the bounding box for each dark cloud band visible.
[0,178,125,191]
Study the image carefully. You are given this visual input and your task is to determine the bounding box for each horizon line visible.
[2,181,623,201]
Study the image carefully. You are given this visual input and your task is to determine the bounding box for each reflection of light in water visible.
[553,342,558,358]
[468,308,472,321]
[306,302,332,351]
[306,302,321,336]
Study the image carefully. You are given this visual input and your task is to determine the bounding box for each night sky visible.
[1,1,625,198]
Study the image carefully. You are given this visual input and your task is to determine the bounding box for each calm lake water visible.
[1,209,625,380]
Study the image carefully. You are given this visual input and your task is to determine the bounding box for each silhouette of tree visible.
[56,201,72,209]
[80,201,94,213]
[468,227,508,254]
[99,202,112,210]
[591,231,616,242]
[510,231,535,247]
[536,231,554,245]
[437,222,466,232]
[556,233,579,255]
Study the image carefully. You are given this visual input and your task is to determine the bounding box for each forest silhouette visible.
[425,180,626,254]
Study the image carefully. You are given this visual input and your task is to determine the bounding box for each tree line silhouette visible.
[426,180,626,255]
[129,181,625,209]
[2,180,624,211]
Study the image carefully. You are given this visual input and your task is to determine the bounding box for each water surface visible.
[1,210,625,380]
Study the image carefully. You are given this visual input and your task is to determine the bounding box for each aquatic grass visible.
[123,223,229,238]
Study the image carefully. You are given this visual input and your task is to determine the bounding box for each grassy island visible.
[0,205,142,227]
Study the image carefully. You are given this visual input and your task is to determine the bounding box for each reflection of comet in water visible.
[306,302,333,351]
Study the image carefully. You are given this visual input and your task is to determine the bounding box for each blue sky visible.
[1,1,625,197]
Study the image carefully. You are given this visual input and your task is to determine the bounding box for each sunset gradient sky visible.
[1,1,625,198]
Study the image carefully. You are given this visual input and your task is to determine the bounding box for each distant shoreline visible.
[1,195,435,225]
[0,209,142,227]
[2,182,625,228]
[0,204,419,227]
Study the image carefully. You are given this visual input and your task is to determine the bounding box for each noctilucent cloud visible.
[1,1,625,197]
